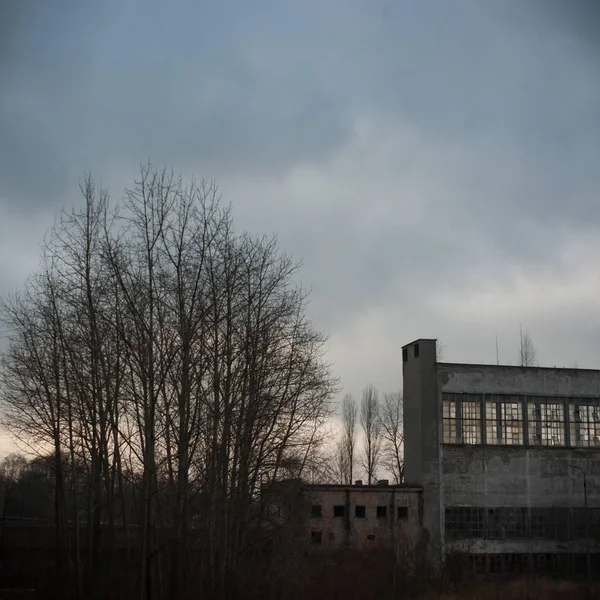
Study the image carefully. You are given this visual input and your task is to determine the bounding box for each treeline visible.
[334,386,404,486]
[0,165,337,599]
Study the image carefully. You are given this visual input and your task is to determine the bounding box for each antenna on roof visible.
[496,335,499,366]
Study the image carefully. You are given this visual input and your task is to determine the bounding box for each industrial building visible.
[268,338,600,576]
[403,338,600,575]
[302,481,422,550]
[262,478,422,551]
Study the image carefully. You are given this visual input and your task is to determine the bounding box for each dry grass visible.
[420,577,600,600]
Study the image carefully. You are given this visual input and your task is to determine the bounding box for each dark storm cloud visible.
[535,0,600,49]
[0,0,352,211]
[1,0,600,401]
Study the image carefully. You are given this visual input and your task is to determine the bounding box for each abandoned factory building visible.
[278,338,600,576]
[404,338,600,574]
[263,478,422,551]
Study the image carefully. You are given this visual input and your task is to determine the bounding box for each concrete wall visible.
[438,363,600,398]
[303,485,421,551]
[402,339,441,554]
[442,445,600,507]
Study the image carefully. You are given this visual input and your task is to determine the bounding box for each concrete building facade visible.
[263,479,422,552]
[403,338,600,574]
[303,482,421,550]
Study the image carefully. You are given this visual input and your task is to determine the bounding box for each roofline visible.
[301,483,422,491]
[401,338,437,349]
[438,361,600,374]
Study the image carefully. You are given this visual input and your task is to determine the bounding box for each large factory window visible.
[442,394,482,444]
[527,401,565,446]
[446,507,582,542]
[569,401,600,448]
[445,506,485,540]
[485,397,524,445]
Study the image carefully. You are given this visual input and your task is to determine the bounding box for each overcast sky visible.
[2,0,600,414]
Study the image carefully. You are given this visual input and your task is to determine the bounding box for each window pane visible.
[443,397,459,443]
[462,400,481,444]
[501,401,523,445]
[486,401,499,444]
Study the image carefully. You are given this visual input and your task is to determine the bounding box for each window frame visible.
[569,400,600,448]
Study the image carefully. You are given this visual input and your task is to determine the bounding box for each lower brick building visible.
[302,481,421,550]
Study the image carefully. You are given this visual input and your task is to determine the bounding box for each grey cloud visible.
[0,0,353,212]
[530,0,600,51]
[1,0,600,400]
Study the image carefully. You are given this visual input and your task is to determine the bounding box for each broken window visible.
[569,401,600,448]
[445,506,484,540]
[528,401,565,446]
[573,508,600,539]
[442,396,459,443]
[485,397,524,445]
[311,530,322,544]
[397,506,408,520]
[488,508,527,539]
[462,400,482,444]
[333,505,345,517]
[311,505,322,518]
[442,394,482,444]
[355,505,366,518]
[376,505,387,518]
[529,508,568,540]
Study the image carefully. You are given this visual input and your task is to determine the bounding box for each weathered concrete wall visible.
[403,339,441,556]
[442,445,600,508]
[304,486,421,551]
[438,363,600,398]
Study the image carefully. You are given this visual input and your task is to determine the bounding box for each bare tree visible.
[379,392,404,483]
[519,325,538,367]
[360,385,381,484]
[334,439,350,484]
[340,394,357,484]
[1,164,337,599]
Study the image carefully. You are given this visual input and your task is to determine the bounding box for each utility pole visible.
[568,464,590,582]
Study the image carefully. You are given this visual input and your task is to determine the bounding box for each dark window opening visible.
[333,505,345,517]
[355,505,366,518]
[397,506,408,520]
[311,530,322,544]
[367,534,375,541]
[377,505,387,518]
[444,506,484,540]
[311,505,322,518]
[402,348,408,362]
[414,343,420,358]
